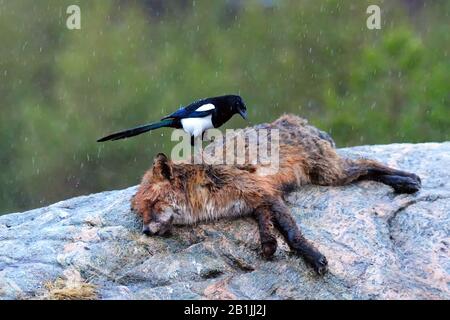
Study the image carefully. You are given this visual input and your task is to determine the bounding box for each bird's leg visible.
[191,135,205,164]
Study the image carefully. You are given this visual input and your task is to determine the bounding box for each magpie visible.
[97,95,247,145]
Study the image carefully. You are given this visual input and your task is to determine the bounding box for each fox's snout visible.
[142,221,172,236]
[142,208,174,236]
[142,223,156,236]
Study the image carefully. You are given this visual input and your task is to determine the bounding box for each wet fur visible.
[132,114,421,274]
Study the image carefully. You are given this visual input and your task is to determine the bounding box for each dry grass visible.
[42,277,97,300]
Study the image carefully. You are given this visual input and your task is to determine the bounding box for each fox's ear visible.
[152,153,172,180]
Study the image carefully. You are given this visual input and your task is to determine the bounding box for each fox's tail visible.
[97,118,177,142]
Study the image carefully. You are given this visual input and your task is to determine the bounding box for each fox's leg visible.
[254,206,278,259]
[270,200,328,275]
[339,159,421,194]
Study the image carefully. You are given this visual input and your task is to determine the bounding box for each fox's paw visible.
[312,254,328,275]
[390,175,421,194]
[261,239,277,259]
[304,251,328,275]
[410,173,422,185]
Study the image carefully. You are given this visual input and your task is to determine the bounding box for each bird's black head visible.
[223,95,247,120]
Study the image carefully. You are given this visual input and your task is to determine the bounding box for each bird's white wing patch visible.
[195,103,215,112]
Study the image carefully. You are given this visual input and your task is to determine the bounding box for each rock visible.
[0,142,449,299]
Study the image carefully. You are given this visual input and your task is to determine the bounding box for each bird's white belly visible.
[181,115,213,137]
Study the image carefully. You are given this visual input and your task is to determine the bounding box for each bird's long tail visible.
[97,118,176,142]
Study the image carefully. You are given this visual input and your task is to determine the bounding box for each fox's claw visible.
[312,255,328,275]
[389,175,421,194]
[261,240,277,259]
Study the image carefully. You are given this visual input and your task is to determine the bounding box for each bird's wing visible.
[194,103,216,112]
[161,103,215,120]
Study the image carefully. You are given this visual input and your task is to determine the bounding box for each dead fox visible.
[132,114,421,274]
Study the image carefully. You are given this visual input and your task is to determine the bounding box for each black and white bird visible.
[97,95,247,145]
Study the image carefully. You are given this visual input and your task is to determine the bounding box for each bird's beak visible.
[238,109,248,120]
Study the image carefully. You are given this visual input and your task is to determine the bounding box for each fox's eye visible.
[152,201,161,211]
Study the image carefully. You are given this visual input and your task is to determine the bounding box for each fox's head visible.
[133,153,181,236]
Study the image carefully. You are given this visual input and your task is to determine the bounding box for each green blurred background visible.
[0,0,449,214]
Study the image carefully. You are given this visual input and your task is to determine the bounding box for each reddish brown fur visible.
[132,114,421,274]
